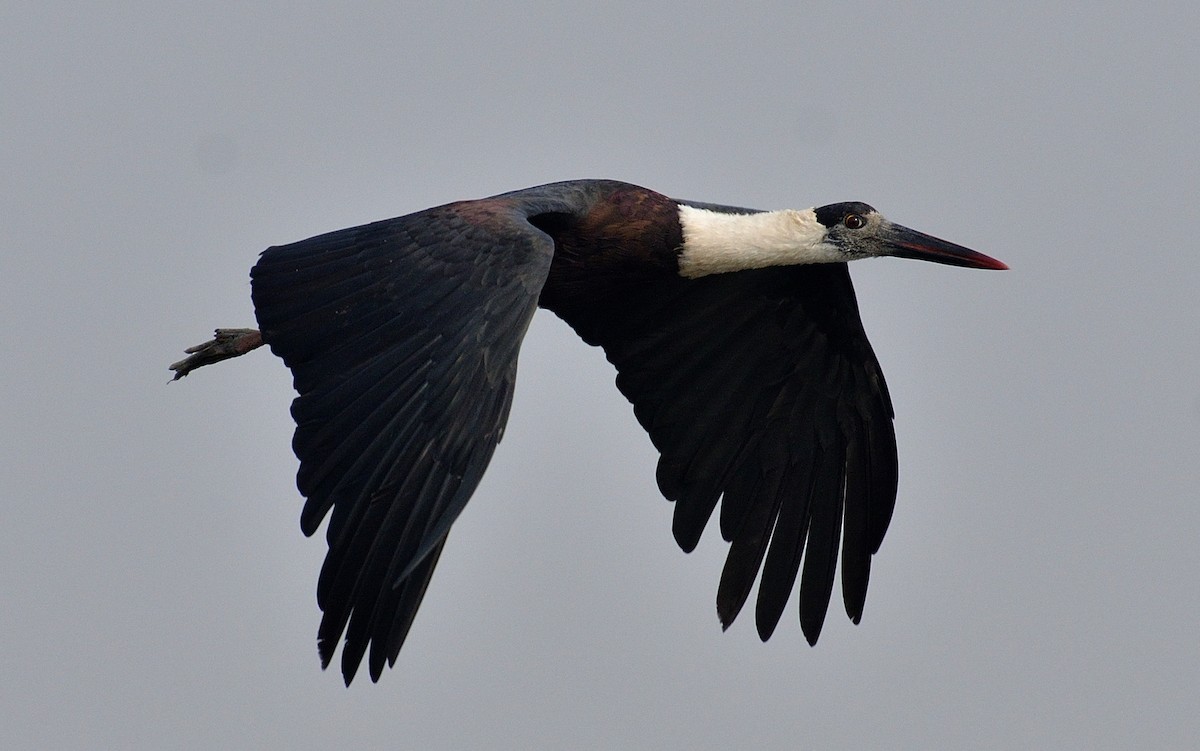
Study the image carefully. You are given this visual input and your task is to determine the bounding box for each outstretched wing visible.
[546,251,898,644]
[250,198,559,684]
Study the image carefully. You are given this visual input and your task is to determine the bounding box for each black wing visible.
[250,199,558,683]
[547,259,898,644]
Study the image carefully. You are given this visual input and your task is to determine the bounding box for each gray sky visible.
[4,2,1198,748]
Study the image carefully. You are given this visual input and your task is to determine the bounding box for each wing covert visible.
[545,260,898,644]
[250,200,556,683]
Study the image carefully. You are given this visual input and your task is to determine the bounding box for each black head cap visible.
[814,202,877,228]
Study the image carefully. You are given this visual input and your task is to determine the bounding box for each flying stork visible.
[171,179,1006,684]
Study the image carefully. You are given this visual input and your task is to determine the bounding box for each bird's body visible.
[173,179,1005,684]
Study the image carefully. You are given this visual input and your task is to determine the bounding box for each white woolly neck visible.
[675,204,838,278]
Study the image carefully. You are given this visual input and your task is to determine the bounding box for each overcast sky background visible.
[3,2,1197,749]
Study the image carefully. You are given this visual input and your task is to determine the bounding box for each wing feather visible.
[250,200,560,683]
[546,256,898,644]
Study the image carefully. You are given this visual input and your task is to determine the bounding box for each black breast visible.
[535,183,684,333]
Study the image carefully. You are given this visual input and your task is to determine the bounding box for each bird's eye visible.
[844,214,866,230]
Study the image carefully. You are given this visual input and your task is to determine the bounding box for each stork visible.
[171,179,1006,684]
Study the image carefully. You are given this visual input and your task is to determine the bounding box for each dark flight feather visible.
[252,201,563,683]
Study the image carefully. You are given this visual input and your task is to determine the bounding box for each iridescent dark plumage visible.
[176,179,1005,684]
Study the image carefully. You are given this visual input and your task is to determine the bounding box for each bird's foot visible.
[169,328,264,381]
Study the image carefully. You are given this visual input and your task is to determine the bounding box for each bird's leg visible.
[169,328,264,380]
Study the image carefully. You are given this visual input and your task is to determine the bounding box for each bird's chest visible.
[540,194,684,307]
[539,229,680,313]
